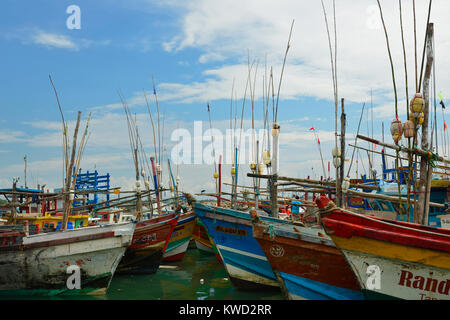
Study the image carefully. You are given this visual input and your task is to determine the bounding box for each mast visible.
[416,23,434,224]
[62,111,82,231]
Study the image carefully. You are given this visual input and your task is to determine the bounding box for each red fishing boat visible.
[116,213,179,274]
[252,221,363,300]
[316,195,450,300]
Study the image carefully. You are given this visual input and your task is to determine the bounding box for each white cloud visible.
[5,28,111,51]
[152,0,450,119]
[32,31,78,50]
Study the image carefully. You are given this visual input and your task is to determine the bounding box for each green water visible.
[104,246,283,300]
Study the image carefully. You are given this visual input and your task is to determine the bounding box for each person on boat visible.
[291,195,302,219]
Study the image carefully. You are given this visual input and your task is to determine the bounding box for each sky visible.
[1,0,450,196]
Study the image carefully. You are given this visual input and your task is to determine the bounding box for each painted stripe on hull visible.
[340,248,450,300]
[226,264,279,288]
[195,203,285,287]
[217,244,278,288]
[331,234,450,270]
[195,240,215,253]
[163,240,190,261]
[279,272,364,300]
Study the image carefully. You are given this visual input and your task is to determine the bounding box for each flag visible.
[317,138,320,145]
[153,83,157,95]
[309,127,315,131]
[207,103,210,112]
[439,92,445,109]
[374,144,377,149]
[445,121,448,131]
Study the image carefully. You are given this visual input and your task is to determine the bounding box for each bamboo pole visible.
[61,111,82,231]
[356,134,450,165]
[339,98,346,206]
[247,173,379,190]
[416,23,434,224]
[348,143,450,175]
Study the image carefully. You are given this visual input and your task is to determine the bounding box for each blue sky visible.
[1,0,450,194]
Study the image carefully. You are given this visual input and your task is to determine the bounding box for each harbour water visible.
[3,244,283,300]
[105,246,283,300]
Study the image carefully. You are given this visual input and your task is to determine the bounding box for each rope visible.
[426,150,439,168]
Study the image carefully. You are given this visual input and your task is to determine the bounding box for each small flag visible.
[309,127,315,131]
[374,144,377,149]
[445,121,448,131]
[207,103,210,112]
[317,138,320,145]
[153,83,157,95]
[24,155,27,161]
[439,92,445,109]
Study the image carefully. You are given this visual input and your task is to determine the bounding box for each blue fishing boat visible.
[194,202,291,290]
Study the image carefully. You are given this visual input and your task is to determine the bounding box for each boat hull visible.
[117,213,179,274]
[253,222,363,300]
[317,195,450,300]
[163,211,196,262]
[0,223,135,296]
[194,203,288,290]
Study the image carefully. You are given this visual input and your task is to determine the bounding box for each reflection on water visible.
[107,246,283,300]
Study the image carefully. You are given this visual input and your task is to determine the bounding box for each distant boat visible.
[116,213,179,274]
[316,195,450,300]
[163,210,196,262]
[0,222,135,296]
[192,218,214,253]
[192,218,222,262]
[253,220,363,300]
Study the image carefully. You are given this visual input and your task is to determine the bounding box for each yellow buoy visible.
[410,93,425,113]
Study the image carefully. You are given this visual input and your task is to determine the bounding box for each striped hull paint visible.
[195,239,215,254]
[279,272,363,300]
[117,213,179,274]
[194,202,291,290]
[0,222,135,296]
[192,218,223,263]
[163,211,196,262]
[192,219,215,254]
[253,222,363,300]
[216,244,279,288]
[316,195,450,300]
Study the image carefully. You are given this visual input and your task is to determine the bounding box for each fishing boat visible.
[316,194,450,300]
[116,212,179,274]
[0,222,135,296]
[252,219,363,300]
[192,217,223,263]
[195,202,293,290]
[163,210,196,262]
[192,218,215,254]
